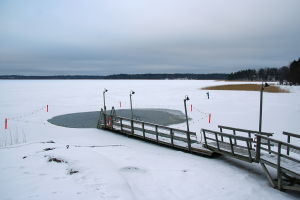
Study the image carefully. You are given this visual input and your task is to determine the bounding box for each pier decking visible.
[97,111,300,192]
[202,126,300,191]
[97,112,213,156]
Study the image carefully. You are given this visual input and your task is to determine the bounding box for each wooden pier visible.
[202,126,300,192]
[97,112,213,157]
[97,110,300,192]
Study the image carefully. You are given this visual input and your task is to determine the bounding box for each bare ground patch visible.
[201,84,289,93]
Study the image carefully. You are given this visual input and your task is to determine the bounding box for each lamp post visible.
[130,90,135,119]
[184,95,190,133]
[259,82,269,133]
[103,88,108,113]
[184,95,191,151]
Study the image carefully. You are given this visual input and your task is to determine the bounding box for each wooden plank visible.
[246,141,252,161]
[204,145,253,163]
[281,185,300,192]
[206,141,256,159]
[191,147,214,156]
[260,162,276,188]
[261,158,300,178]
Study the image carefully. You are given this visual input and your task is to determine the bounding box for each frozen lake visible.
[0,80,299,200]
[1,80,299,142]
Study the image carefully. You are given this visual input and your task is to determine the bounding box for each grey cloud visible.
[0,0,300,75]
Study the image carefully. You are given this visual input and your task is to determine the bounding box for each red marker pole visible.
[208,114,211,123]
[190,104,192,112]
[4,118,8,129]
[46,105,48,112]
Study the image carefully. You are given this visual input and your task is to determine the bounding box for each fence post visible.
[103,112,107,128]
[142,122,145,138]
[229,136,234,155]
[255,135,261,162]
[111,116,114,129]
[267,138,271,154]
[233,130,237,145]
[155,125,158,142]
[120,118,123,131]
[277,143,282,190]
[4,118,8,129]
[287,135,290,155]
[248,132,253,149]
[131,120,134,135]
[170,129,174,146]
[215,133,220,151]
[187,131,191,151]
[219,127,224,142]
[203,130,208,147]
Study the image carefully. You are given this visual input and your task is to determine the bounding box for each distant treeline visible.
[228,58,300,85]
[0,73,228,80]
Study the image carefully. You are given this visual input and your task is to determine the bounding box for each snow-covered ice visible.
[0,80,299,200]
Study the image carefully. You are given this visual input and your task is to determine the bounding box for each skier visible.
[206,92,210,99]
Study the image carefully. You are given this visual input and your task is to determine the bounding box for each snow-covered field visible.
[0,80,299,200]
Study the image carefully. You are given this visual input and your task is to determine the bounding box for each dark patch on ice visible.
[69,169,79,175]
[120,166,146,173]
[48,157,67,163]
[42,140,55,144]
[44,147,55,151]
[48,108,187,128]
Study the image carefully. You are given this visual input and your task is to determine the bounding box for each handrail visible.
[256,134,300,151]
[283,131,300,139]
[282,131,300,155]
[202,129,253,142]
[104,113,196,136]
[218,125,273,137]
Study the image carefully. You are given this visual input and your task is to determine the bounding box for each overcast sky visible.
[0,0,300,75]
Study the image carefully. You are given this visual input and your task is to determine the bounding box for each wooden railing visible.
[218,125,273,139]
[282,131,300,155]
[100,113,198,152]
[256,134,300,190]
[202,128,255,162]
[218,125,274,151]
